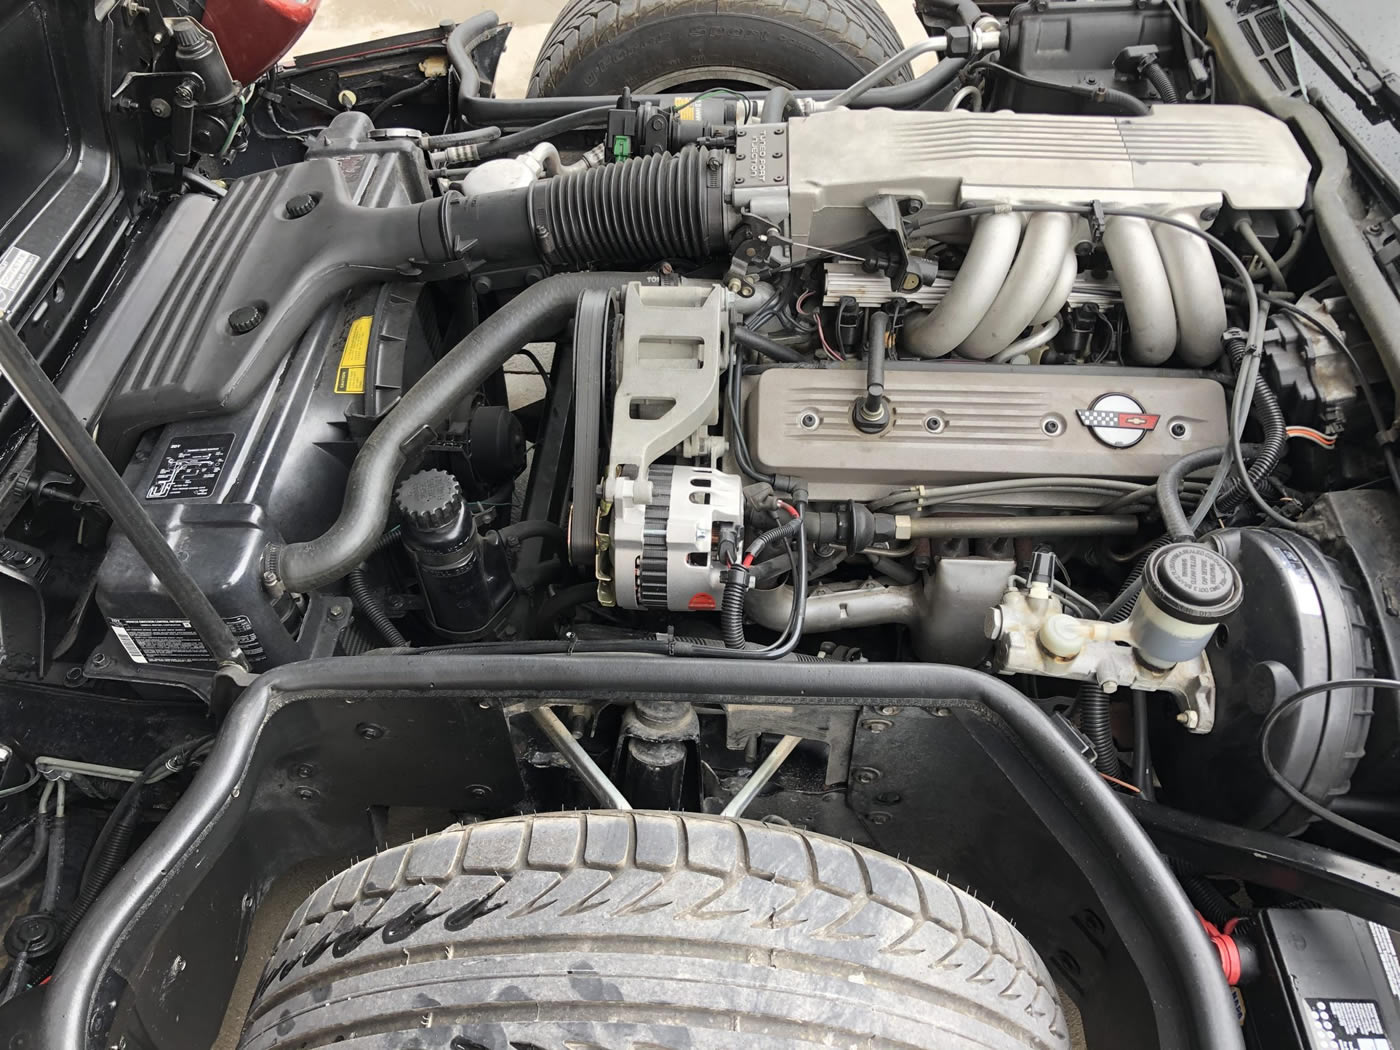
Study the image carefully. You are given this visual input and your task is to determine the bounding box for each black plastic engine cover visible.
[95,280,437,670]
[58,114,441,467]
[89,117,442,670]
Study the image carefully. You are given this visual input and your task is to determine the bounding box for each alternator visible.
[608,464,743,611]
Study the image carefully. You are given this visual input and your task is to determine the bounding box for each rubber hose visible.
[0,812,48,895]
[535,148,726,267]
[368,79,434,122]
[1103,536,1173,622]
[1143,62,1180,103]
[276,272,650,591]
[473,105,614,162]
[1158,446,1229,541]
[496,519,567,551]
[1131,689,1155,799]
[39,810,64,911]
[722,567,751,650]
[532,582,599,637]
[1217,334,1286,513]
[922,0,983,24]
[348,568,409,648]
[423,125,502,149]
[761,86,796,122]
[733,326,806,364]
[1078,684,1122,777]
[0,818,36,867]
[444,13,500,117]
[869,553,918,585]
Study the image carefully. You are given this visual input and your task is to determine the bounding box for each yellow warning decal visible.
[674,96,694,120]
[334,315,372,394]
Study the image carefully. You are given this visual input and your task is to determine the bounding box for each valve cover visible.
[745,363,1230,502]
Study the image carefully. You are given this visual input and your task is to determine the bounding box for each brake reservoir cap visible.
[1131,542,1243,669]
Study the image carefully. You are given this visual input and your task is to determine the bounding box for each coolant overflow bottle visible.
[395,469,515,640]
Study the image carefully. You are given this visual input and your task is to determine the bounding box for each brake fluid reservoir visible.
[1129,543,1243,669]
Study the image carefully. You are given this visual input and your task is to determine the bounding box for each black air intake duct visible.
[446,147,729,269]
[535,146,727,266]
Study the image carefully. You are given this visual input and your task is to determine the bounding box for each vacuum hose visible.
[275,273,652,591]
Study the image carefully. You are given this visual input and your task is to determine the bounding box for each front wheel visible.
[240,811,1069,1050]
[527,0,912,96]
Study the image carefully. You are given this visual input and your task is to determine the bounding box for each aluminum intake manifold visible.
[784,105,1311,364]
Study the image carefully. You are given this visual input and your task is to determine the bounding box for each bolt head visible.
[735,176,746,185]
[867,811,892,825]
[296,786,316,801]
[228,304,265,335]
[357,722,385,740]
[149,97,171,118]
[294,763,315,779]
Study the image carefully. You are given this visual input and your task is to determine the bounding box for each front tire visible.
[527,0,911,96]
[240,811,1069,1050]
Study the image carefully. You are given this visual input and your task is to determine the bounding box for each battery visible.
[1249,908,1400,1050]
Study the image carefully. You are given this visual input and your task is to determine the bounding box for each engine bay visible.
[5,0,1400,1046]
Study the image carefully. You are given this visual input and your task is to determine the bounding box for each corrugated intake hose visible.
[1217,334,1286,513]
[1078,684,1122,777]
[274,273,651,592]
[535,147,727,267]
